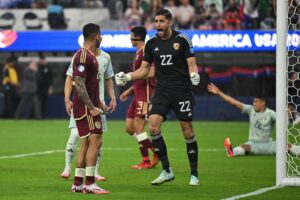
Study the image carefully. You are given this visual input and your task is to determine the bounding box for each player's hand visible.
[115,72,132,86]
[90,107,101,117]
[207,83,220,95]
[119,92,128,102]
[109,98,117,113]
[65,100,73,116]
[190,72,200,86]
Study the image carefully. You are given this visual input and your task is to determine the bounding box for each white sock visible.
[75,168,85,177]
[95,147,102,176]
[135,132,149,142]
[64,128,79,172]
[233,146,245,156]
[290,145,300,156]
[86,166,96,177]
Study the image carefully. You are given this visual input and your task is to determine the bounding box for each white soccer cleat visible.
[151,168,175,185]
[189,175,200,186]
[60,171,70,179]
[71,184,83,193]
[95,174,106,181]
[83,183,110,194]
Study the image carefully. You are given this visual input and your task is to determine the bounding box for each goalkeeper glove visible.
[190,72,200,86]
[115,72,132,86]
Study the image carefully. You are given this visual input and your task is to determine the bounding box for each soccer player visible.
[207,83,300,157]
[119,26,158,169]
[115,9,201,186]
[60,48,116,180]
[70,23,109,194]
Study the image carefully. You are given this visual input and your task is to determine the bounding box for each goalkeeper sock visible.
[233,146,245,156]
[65,128,79,172]
[151,133,170,172]
[136,132,151,162]
[290,144,300,156]
[95,147,102,176]
[186,136,198,177]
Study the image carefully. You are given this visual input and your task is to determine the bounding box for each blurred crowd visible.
[0,0,283,30]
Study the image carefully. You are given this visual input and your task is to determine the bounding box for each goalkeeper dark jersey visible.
[143,30,195,92]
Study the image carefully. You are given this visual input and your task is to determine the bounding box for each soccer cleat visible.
[71,184,83,193]
[131,161,152,170]
[83,183,109,194]
[60,171,70,179]
[95,174,106,181]
[224,138,234,157]
[151,168,175,185]
[151,154,159,168]
[189,175,200,186]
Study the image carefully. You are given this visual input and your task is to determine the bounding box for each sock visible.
[85,166,96,185]
[233,146,245,156]
[64,128,79,172]
[95,148,101,176]
[186,136,198,177]
[74,168,85,186]
[136,132,151,162]
[151,133,170,172]
[290,144,300,156]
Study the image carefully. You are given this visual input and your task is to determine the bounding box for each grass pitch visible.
[0,120,299,200]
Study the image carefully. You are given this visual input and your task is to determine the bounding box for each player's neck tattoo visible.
[74,76,95,110]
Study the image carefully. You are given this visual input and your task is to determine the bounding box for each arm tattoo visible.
[74,76,94,110]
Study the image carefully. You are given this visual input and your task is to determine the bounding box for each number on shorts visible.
[179,101,191,112]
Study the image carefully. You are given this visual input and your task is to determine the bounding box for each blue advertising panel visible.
[0,30,299,52]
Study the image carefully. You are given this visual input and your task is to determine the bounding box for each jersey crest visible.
[173,43,180,50]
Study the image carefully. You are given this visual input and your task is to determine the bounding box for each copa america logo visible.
[0,30,17,48]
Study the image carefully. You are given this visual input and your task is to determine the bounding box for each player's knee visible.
[125,126,135,135]
[240,144,251,153]
[181,125,194,138]
[67,128,79,145]
[148,124,160,135]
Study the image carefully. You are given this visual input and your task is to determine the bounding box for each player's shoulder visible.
[74,48,94,63]
[175,31,193,46]
[266,107,276,115]
[99,49,111,59]
[147,35,158,45]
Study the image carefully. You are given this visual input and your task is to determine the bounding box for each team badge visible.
[78,65,85,72]
[173,43,180,50]
[95,122,101,129]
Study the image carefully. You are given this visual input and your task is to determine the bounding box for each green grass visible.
[0,120,299,200]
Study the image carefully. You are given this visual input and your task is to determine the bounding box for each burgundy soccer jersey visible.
[133,48,155,102]
[72,48,100,119]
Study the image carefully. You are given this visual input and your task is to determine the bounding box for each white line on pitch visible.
[0,148,224,159]
[221,185,284,200]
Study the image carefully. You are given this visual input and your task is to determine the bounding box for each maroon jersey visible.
[72,48,100,119]
[133,48,155,102]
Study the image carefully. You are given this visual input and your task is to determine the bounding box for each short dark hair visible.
[155,9,172,20]
[83,23,100,40]
[131,26,147,41]
[255,94,269,105]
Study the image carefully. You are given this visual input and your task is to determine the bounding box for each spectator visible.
[241,0,260,29]
[84,0,103,8]
[164,0,177,17]
[1,56,19,118]
[37,55,53,118]
[207,3,222,29]
[223,0,241,30]
[260,6,275,29]
[124,0,144,29]
[15,60,41,119]
[143,0,163,30]
[176,0,195,29]
[204,0,223,14]
[194,0,209,29]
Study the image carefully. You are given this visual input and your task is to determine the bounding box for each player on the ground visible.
[207,83,300,157]
[60,47,116,180]
[115,9,201,186]
[70,23,109,194]
[119,26,159,170]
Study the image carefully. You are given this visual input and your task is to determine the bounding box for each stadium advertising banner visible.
[0,30,299,52]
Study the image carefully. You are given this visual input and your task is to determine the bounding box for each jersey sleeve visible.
[73,50,89,79]
[66,62,73,77]
[104,55,114,79]
[143,39,153,63]
[242,104,253,115]
[270,110,276,122]
[179,34,195,58]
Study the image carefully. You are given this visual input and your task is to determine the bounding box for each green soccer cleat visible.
[189,175,200,186]
[151,168,175,185]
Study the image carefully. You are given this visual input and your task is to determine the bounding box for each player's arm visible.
[120,86,134,102]
[64,75,73,115]
[207,83,243,111]
[144,64,155,79]
[105,78,117,112]
[131,61,151,80]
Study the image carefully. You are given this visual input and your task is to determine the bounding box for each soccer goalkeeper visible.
[207,83,300,157]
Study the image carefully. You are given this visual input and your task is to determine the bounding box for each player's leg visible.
[288,143,300,156]
[180,121,199,186]
[224,138,249,157]
[61,128,79,179]
[71,136,88,193]
[95,115,107,181]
